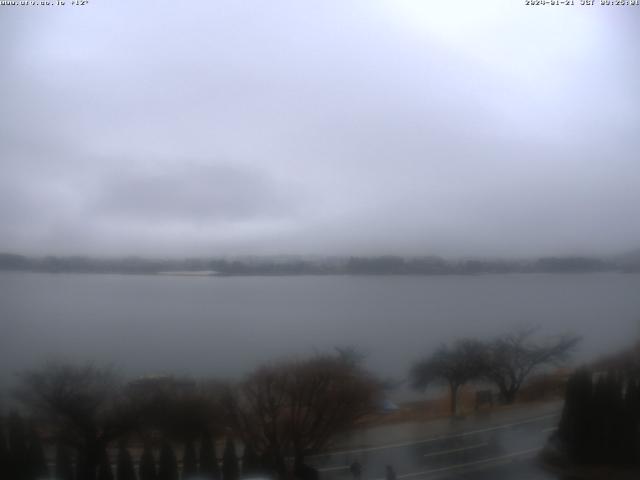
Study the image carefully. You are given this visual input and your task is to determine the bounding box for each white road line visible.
[542,426,557,433]
[318,465,351,473]
[369,447,541,480]
[423,442,487,458]
[309,412,559,459]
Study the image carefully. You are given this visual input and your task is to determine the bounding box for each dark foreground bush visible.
[557,368,640,465]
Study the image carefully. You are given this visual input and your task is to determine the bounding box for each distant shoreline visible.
[1,252,639,277]
[1,269,639,278]
[156,270,220,277]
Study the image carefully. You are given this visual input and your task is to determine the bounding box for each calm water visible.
[1,272,639,392]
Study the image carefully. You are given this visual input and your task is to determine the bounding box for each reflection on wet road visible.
[309,410,561,480]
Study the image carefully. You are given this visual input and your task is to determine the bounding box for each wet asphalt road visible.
[309,407,562,480]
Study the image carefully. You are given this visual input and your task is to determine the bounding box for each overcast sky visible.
[2,0,639,258]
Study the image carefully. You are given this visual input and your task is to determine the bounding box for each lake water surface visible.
[2,272,639,393]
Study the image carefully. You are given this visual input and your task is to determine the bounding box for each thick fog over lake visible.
[2,271,639,396]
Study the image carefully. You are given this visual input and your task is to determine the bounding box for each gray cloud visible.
[1,1,640,257]
[93,162,296,222]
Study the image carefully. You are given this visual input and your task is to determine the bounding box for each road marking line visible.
[542,426,557,433]
[369,447,541,480]
[318,465,351,472]
[423,442,487,458]
[309,412,559,459]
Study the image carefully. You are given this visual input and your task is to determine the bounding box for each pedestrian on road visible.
[385,465,396,480]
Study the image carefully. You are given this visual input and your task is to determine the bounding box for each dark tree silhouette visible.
[411,339,487,416]
[483,328,580,403]
[241,442,262,477]
[7,412,29,480]
[222,438,239,480]
[182,438,198,479]
[0,422,8,480]
[295,462,319,480]
[625,379,640,460]
[122,376,224,442]
[116,442,136,480]
[558,368,593,463]
[97,445,114,480]
[17,363,128,480]
[601,373,627,464]
[227,353,380,475]
[25,425,48,480]
[199,432,219,479]
[557,368,640,465]
[157,441,178,480]
[54,444,74,480]
[139,443,157,480]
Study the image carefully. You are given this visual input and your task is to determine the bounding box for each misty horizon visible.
[2,247,640,262]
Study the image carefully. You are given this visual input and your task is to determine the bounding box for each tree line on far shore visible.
[2,252,637,276]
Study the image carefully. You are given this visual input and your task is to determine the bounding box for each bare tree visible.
[227,353,381,475]
[334,345,367,367]
[484,327,580,404]
[410,339,487,416]
[121,375,225,441]
[17,362,126,479]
